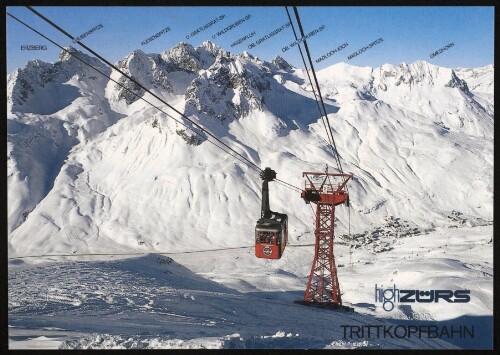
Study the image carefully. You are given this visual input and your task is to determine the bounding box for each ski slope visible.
[9,224,492,349]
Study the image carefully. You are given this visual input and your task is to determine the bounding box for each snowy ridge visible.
[7,47,110,114]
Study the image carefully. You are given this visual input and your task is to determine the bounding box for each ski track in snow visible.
[8,225,492,349]
[6,254,454,350]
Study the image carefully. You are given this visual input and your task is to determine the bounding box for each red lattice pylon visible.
[298,172,352,306]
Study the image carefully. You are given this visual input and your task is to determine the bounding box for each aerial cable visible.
[275,178,302,192]
[291,6,345,177]
[26,6,263,174]
[290,6,339,162]
[284,7,337,161]
[6,12,262,175]
[291,6,343,176]
[284,8,327,131]
[285,8,345,183]
[284,7,320,103]
[308,202,316,220]
[8,243,317,260]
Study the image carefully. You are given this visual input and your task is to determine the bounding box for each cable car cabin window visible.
[256,231,276,244]
[255,214,288,259]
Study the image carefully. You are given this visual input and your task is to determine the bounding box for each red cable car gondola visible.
[255,168,288,259]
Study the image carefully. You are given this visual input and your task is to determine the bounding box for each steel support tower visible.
[296,172,352,308]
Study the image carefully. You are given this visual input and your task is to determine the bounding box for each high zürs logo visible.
[375,284,470,311]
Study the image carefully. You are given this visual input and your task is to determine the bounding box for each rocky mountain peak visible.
[58,46,79,61]
[162,42,204,72]
[271,55,293,71]
[200,40,228,58]
[166,42,196,57]
[375,60,470,94]
[57,46,107,70]
[446,69,471,95]
[8,47,110,110]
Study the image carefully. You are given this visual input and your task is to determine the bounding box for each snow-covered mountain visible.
[7,41,493,350]
[7,41,493,258]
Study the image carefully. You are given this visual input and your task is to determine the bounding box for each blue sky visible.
[6,6,494,74]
